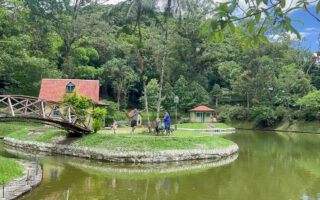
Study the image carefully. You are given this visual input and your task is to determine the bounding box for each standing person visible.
[131,108,139,135]
[112,120,118,134]
[154,118,161,135]
[163,111,171,135]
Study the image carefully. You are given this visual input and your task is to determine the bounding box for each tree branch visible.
[304,4,320,22]
[231,2,280,22]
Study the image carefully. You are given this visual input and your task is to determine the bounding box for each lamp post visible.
[174,96,179,130]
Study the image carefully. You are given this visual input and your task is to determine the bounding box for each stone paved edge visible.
[178,128,236,134]
[0,160,42,200]
[3,137,239,163]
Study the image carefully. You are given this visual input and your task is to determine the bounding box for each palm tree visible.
[106,0,158,132]
[106,0,195,128]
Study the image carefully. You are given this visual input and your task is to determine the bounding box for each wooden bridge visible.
[0,95,92,134]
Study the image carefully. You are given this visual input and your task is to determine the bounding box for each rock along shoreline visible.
[3,137,239,163]
[0,160,42,200]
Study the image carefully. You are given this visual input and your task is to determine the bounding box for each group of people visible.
[111,108,171,135]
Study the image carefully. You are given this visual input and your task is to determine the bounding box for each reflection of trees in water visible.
[11,131,320,200]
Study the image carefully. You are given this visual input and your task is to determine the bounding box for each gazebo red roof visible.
[39,79,106,105]
[189,105,214,112]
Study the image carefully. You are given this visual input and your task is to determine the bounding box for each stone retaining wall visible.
[178,128,236,134]
[0,160,42,200]
[4,138,238,163]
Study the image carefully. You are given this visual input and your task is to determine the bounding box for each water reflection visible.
[1,130,320,200]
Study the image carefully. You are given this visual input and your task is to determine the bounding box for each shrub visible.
[63,92,93,123]
[92,108,107,133]
[249,106,278,127]
[92,120,103,133]
[217,105,248,122]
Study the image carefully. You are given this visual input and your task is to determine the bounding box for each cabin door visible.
[201,112,205,123]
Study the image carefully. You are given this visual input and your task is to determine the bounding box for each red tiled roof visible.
[189,105,214,112]
[39,79,101,104]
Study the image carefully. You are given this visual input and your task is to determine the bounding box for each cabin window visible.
[66,82,75,93]
[206,113,211,117]
[196,112,201,117]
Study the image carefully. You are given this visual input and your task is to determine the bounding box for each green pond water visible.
[1,130,320,200]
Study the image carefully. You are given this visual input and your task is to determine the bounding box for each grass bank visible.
[0,122,67,142]
[0,156,24,184]
[0,122,41,137]
[177,123,232,129]
[75,134,234,152]
[229,120,320,134]
[1,122,235,152]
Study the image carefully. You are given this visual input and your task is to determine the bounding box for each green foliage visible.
[92,108,107,133]
[297,90,320,110]
[0,157,23,184]
[249,106,278,127]
[0,0,317,126]
[140,79,160,111]
[63,92,93,122]
[297,90,320,121]
[217,105,249,122]
[104,101,118,125]
[92,120,103,133]
[173,76,210,112]
[75,66,103,80]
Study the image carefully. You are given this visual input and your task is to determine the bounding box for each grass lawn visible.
[76,134,234,152]
[177,123,232,129]
[0,122,42,137]
[177,123,211,129]
[0,122,67,143]
[213,123,232,128]
[0,156,24,184]
[1,122,235,152]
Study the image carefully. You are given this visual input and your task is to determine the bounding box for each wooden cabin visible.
[38,79,107,126]
[189,105,215,123]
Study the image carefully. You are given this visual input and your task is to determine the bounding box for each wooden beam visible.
[68,107,72,123]
[41,101,46,118]
[7,97,15,117]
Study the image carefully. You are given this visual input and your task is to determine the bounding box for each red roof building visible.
[189,105,215,123]
[189,105,214,112]
[39,79,106,105]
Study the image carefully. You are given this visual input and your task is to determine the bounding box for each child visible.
[154,118,161,135]
[112,120,118,134]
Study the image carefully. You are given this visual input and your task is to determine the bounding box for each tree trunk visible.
[246,93,250,108]
[135,46,151,132]
[117,90,121,111]
[156,45,167,119]
[215,97,219,107]
[143,80,151,132]
[156,13,169,119]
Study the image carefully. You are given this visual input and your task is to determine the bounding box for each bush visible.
[274,106,287,121]
[92,108,107,133]
[217,105,248,122]
[63,92,93,123]
[92,120,103,133]
[249,106,278,127]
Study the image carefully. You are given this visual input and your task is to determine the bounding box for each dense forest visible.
[1,0,320,127]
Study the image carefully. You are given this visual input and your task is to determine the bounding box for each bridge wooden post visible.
[7,97,15,117]
[67,107,72,123]
[41,101,46,118]
[24,100,28,114]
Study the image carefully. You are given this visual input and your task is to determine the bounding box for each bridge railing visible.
[0,95,92,133]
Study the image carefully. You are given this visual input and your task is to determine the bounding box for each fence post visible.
[2,182,4,199]
[7,97,15,117]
